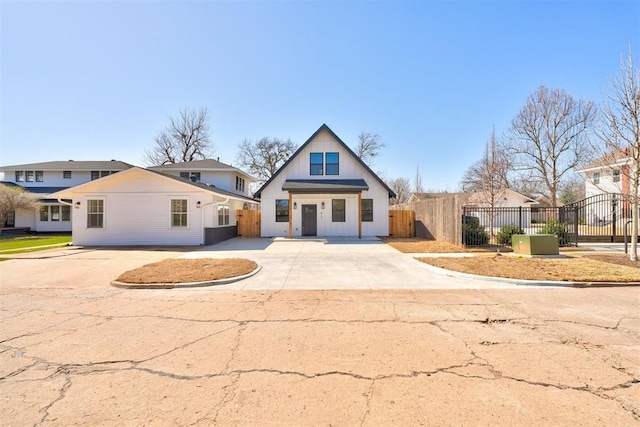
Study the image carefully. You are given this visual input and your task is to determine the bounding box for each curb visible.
[111,265,262,289]
[419,260,640,288]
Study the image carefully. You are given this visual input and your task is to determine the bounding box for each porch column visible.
[288,192,293,238]
[358,192,362,239]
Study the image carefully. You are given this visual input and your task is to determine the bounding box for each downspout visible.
[200,197,229,245]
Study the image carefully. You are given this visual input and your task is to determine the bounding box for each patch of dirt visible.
[116,258,258,284]
[381,237,466,253]
[419,256,640,282]
[583,254,640,269]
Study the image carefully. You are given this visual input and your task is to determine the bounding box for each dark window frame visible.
[332,199,346,222]
[15,171,24,182]
[63,171,72,179]
[613,169,621,183]
[61,205,71,221]
[310,153,324,175]
[361,199,373,222]
[326,152,339,176]
[91,171,100,180]
[276,199,289,222]
[35,171,44,182]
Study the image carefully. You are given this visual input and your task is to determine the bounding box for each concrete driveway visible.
[181,237,529,290]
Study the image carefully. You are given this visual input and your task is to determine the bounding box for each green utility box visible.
[512,234,559,255]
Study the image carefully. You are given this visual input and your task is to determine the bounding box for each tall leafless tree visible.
[460,127,512,194]
[597,47,640,260]
[460,128,513,234]
[144,107,214,166]
[354,132,385,166]
[388,177,411,205]
[505,85,597,207]
[414,166,423,193]
[236,137,297,188]
[0,185,38,235]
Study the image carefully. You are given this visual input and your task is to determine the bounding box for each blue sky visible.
[1,0,638,190]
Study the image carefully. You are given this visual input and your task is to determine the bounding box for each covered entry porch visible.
[282,179,369,238]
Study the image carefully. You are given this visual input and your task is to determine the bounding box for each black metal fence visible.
[462,193,633,247]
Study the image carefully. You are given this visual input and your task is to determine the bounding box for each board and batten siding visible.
[260,128,390,237]
[68,169,234,246]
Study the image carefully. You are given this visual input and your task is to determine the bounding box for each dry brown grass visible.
[419,256,640,282]
[583,254,640,269]
[116,258,258,284]
[381,237,466,253]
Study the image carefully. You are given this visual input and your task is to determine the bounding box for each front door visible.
[301,204,317,236]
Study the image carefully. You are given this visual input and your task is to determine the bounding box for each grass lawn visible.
[382,238,637,282]
[0,235,72,253]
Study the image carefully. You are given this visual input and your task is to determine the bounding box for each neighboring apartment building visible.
[0,160,132,232]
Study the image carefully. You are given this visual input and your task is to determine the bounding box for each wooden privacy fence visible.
[237,210,261,237]
[388,210,415,238]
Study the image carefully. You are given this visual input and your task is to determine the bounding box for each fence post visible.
[518,206,522,231]
[462,206,466,245]
[574,206,579,247]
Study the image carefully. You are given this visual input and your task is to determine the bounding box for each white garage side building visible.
[255,124,396,238]
[50,167,258,246]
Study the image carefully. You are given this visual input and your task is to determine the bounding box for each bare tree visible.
[236,137,297,187]
[505,86,597,207]
[461,128,514,235]
[354,132,385,166]
[460,127,512,194]
[144,107,214,166]
[558,174,586,204]
[414,166,423,193]
[0,185,38,235]
[389,177,411,205]
[597,47,640,260]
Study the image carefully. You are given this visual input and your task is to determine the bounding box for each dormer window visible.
[310,153,323,175]
[326,153,339,175]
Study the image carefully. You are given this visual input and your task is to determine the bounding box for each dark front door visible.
[301,204,317,236]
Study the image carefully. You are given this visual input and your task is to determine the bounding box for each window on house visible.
[326,153,339,175]
[179,172,190,180]
[332,199,345,222]
[218,205,230,226]
[310,153,324,175]
[593,172,600,185]
[15,171,24,182]
[276,199,289,222]
[171,199,188,227]
[613,169,621,183]
[25,171,34,182]
[361,199,373,222]
[91,171,100,180]
[61,205,71,221]
[189,172,201,182]
[87,199,104,228]
[35,171,44,182]
[51,206,60,221]
[40,206,49,222]
[100,171,110,178]
[236,176,245,192]
[63,171,72,179]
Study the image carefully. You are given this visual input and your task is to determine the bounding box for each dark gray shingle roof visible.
[282,179,369,193]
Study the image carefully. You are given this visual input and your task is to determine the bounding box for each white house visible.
[0,160,132,232]
[577,150,633,198]
[254,124,396,238]
[464,188,537,229]
[49,167,258,246]
[148,159,254,200]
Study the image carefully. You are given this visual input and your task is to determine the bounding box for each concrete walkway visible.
[181,237,555,290]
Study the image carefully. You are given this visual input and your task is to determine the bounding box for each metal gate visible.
[461,193,633,247]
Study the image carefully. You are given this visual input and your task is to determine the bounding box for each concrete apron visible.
[181,237,560,290]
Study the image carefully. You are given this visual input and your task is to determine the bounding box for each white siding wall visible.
[3,169,123,187]
[585,170,622,197]
[260,129,390,237]
[68,170,230,246]
[14,208,36,229]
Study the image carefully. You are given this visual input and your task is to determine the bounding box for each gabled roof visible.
[149,159,256,181]
[49,167,259,203]
[577,149,631,173]
[254,124,396,198]
[0,160,133,171]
